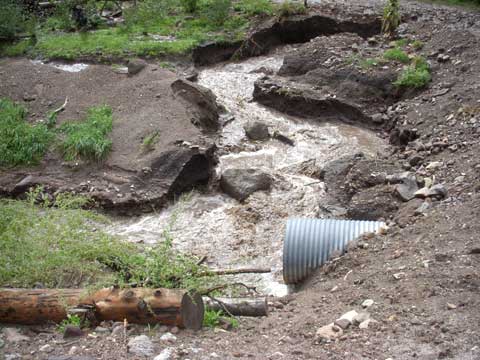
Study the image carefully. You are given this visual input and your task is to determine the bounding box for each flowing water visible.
[108,53,386,296]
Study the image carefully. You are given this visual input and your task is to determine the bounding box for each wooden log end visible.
[181,292,204,330]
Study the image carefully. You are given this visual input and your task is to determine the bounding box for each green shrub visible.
[202,0,232,26]
[411,39,424,50]
[58,105,113,161]
[382,0,400,38]
[44,0,75,31]
[394,56,431,88]
[0,0,29,40]
[58,314,82,333]
[234,0,274,16]
[383,48,410,63]
[0,98,53,167]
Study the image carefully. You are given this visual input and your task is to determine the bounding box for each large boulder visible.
[220,169,272,201]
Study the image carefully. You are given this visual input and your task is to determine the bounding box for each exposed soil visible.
[1,0,480,359]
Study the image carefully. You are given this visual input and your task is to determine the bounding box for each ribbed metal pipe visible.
[283,218,385,284]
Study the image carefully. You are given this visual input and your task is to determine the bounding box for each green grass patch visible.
[0,98,54,167]
[383,48,410,63]
[0,189,218,291]
[277,0,307,17]
[58,106,113,161]
[234,0,274,16]
[411,40,424,50]
[394,56,431,89]
[394,38,409,48]
[0,39,31,57]
[58,314,83,333]
[203,308,239,328]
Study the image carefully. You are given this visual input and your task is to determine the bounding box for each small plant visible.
[203,309,222,328]
[58,105,113,161]
[0,98,54,167]
[394,56,431,89]
[382,0,401,38]
[359,58,380,69]
[383,48,410,63]
[277,0,307,17]
[142,130,160,152]
[394,38,409,47]
[58,314,82,333]
[411,39,424,50]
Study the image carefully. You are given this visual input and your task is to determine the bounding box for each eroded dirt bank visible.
[1,0,480,359]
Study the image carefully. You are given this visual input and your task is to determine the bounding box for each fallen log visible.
[204,297,268,317]
[0,288,204,330]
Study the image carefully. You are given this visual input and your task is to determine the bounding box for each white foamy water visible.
[108,54,385,296]
[32,60,89,72]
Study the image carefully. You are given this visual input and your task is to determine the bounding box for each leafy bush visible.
[234,0,274,16]
[202,0,232,25]
[0,98,53,167]
[384,48,410,63]
[58,105,113,161]
[124,0,176,31]
[0,0,28,40]
[44,1,75,31]
[394,56,431,89]
[58,314,82,333]
[382,0,400,38]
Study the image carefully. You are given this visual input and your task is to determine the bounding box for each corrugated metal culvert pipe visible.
[283,218,385,284]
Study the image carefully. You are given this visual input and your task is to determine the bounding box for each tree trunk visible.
[0,288,204,330]
[204,297,268,317]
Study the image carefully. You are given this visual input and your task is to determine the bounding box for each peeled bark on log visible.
[0,288,204,330]
[204,297,268,317]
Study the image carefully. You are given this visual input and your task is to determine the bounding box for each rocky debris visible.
[127,58,147,75]
[171,79,221,132]
[220,168,272,201]
[40,344,54,353]
[359,318,379,329]
[394,174,419,201]
[154,348,175,360]
[333,318,351,330]
[315,323,343,341]
[63,325,84,339]
[3,328,30,343]
[352,312,370,325]
[160,332,177,343]
[415,184,447,199]
[362,299,374,308]
[347,185,399,220]
[272,131,295,146]
[128,335,155,357]
[244,121,270,141]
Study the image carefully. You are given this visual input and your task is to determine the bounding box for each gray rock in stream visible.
[244,121,270,141]
[220,169,272,201]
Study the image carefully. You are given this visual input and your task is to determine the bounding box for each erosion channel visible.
[108,50,386,296]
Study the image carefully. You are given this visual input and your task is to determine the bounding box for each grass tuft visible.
[383,48,410,63]
[58,106,113,162]
[0,98,53,167]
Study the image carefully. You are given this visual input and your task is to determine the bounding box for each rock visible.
[334,318,351,330]
[339,310,359,324]
[63,325,84,339]
[171,79,221,132]
[414,200,431,215]
[154,348,175,360]
[426,161,443,170]
[272,131,294,146]
[395,175,419,201]
[359,318,378,329]
[220,168,272,201]
[437,54,450,63]
[170,326,179,334]
[362,299,374,308]
[315,323,343,341]
[23,93,36,101]
[127,59,147,75]
[94,326,110,334]
[3,328,30,343]
[128,335,154,357]
[409,154,424,167]
[447,303,457,310]
[5,355,21,360]
[415,184,447,199]
[111,325,124,337]
[244,121,270,141]
[371,113,383,124]
[40,344,54,353]
[353,312,370,325]
[160,332,177,343]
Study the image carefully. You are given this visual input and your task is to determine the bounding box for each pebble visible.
[339,310,359,323]
[128,335,154,357]
[154,348,175,360]
[362,299,374,308]
[359,318,379,329]
[63,325,84,339]
[40,344,54,353]
[94,326,110,334]
[170,326,180,334]
[353,312,371,325]
[334,318,351,330]
[160,332,177,343]
[426,161,443,170]
[316,323,343,341]
[447,303,457,310]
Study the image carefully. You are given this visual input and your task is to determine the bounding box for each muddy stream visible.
[104,52,386,296]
